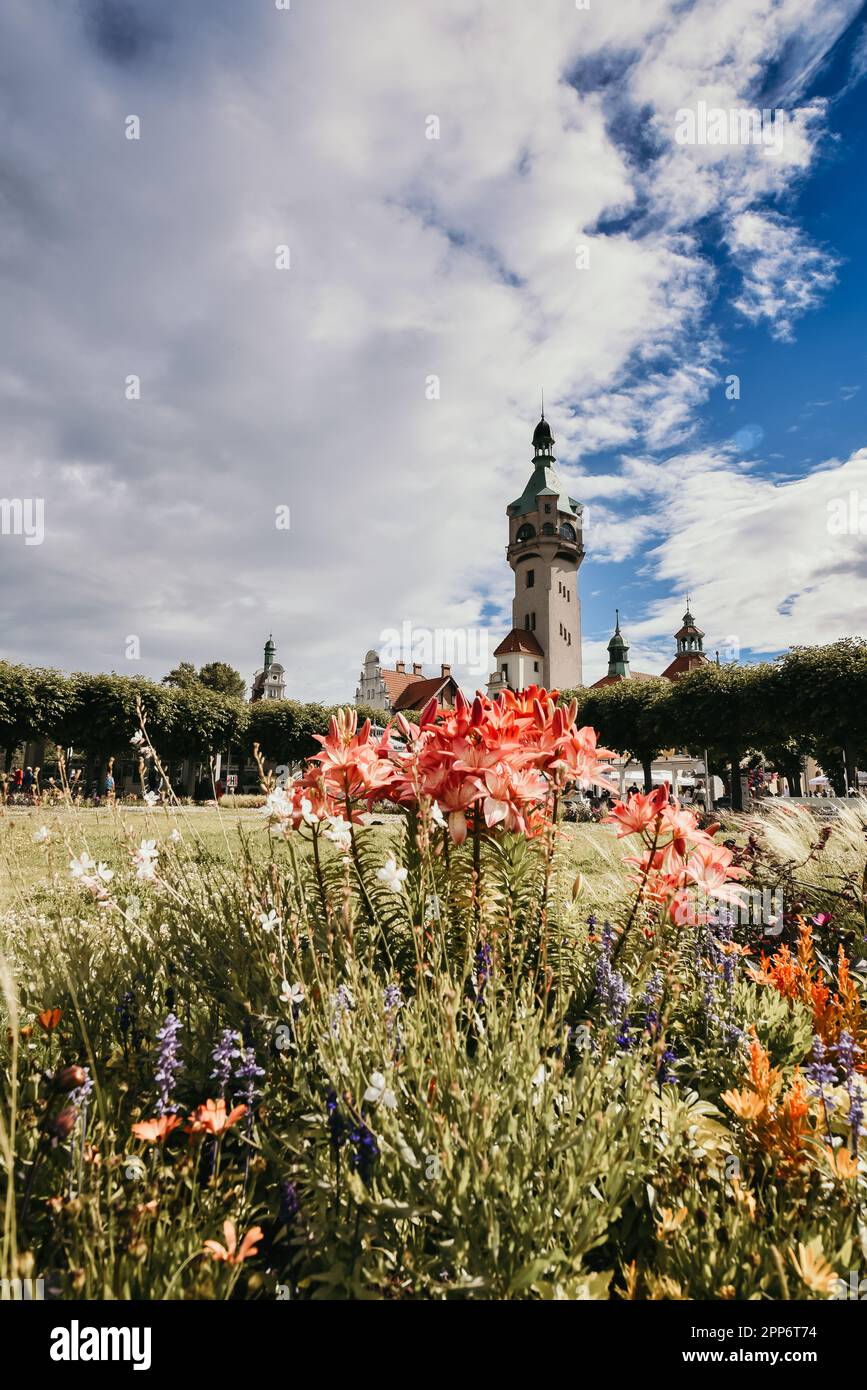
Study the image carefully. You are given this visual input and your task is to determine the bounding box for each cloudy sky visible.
[2,0,866,698]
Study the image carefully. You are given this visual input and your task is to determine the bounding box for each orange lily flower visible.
[38,1007,62,1032]
[185,1098,247,1139]
[203,1220,263,1264]
[132,1114,182,1144]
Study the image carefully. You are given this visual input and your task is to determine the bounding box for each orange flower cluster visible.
[749,919,866,1062]
[604,784,748,924]
[265,689,616,845]
[722,1031,814,1175]
[132,1099,247,1145]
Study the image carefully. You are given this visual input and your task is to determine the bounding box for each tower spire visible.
[606,610,630,678]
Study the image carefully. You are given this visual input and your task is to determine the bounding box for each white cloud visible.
[581,446,867,683]
[0,0,861,702]
[726,211,839,341]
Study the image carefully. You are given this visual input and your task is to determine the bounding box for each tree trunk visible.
[86,748,104,799]
[730,750,743,811]
[844,742,858,795]
[642,755,653,793]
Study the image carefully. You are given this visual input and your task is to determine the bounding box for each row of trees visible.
[1,639,864,807]
[564,639,867,809]
[0,662,383,793]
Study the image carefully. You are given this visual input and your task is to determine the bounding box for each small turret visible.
[606,610,630,678]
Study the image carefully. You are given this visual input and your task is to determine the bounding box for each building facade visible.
[250,635,286,701]
[488,413,584,695]
[355,651,460,714]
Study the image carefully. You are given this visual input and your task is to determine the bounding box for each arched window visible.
[560,522,577,541]
[542,522,555,535]
[516,522,535,542]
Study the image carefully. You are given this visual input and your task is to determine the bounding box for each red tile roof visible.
[660,652,708,681]
[380,668,427,703]
[493,627,545,657]
[392,675,459,712]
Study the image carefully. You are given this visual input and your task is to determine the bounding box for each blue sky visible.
[1,0,867,695]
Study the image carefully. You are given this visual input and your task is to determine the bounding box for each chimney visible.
[412,662,423,675]
[441,663,451,678]
[395,660,405,674]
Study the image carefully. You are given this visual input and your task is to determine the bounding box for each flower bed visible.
[2,691,865,1300]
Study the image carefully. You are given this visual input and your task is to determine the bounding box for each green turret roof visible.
[510,463,581,518]
[510,412,582,519]
[606,610,630,678]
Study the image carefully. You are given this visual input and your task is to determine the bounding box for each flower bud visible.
[54,1065,87,1093]
[46,1107,77,1140]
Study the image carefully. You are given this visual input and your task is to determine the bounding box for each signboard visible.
[226,774,238,789]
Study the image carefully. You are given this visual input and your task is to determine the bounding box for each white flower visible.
[143,790,159,807]
[169,828,181,843]
[261,787,292,821]
[430,800,446,829]
[324,815,352,852]
[94,863,114,884]
[132,839,159,882]
[259,909,280,933]
[69,852,96,879]
[130,730,145,747]
[531,1063,548,1106]
[299,795,319,827]
[363,1069,397,1110]
[280,980,305,1007]
[376,857,408,893]
[33,826,51,844]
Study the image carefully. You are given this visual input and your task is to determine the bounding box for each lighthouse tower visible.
[488,411,584,694]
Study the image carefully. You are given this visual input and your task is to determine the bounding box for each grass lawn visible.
[0,803,629,916]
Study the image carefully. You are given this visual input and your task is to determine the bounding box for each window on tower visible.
[516,522,535,542]
[526,569,534,588]
[560,522,577,541]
